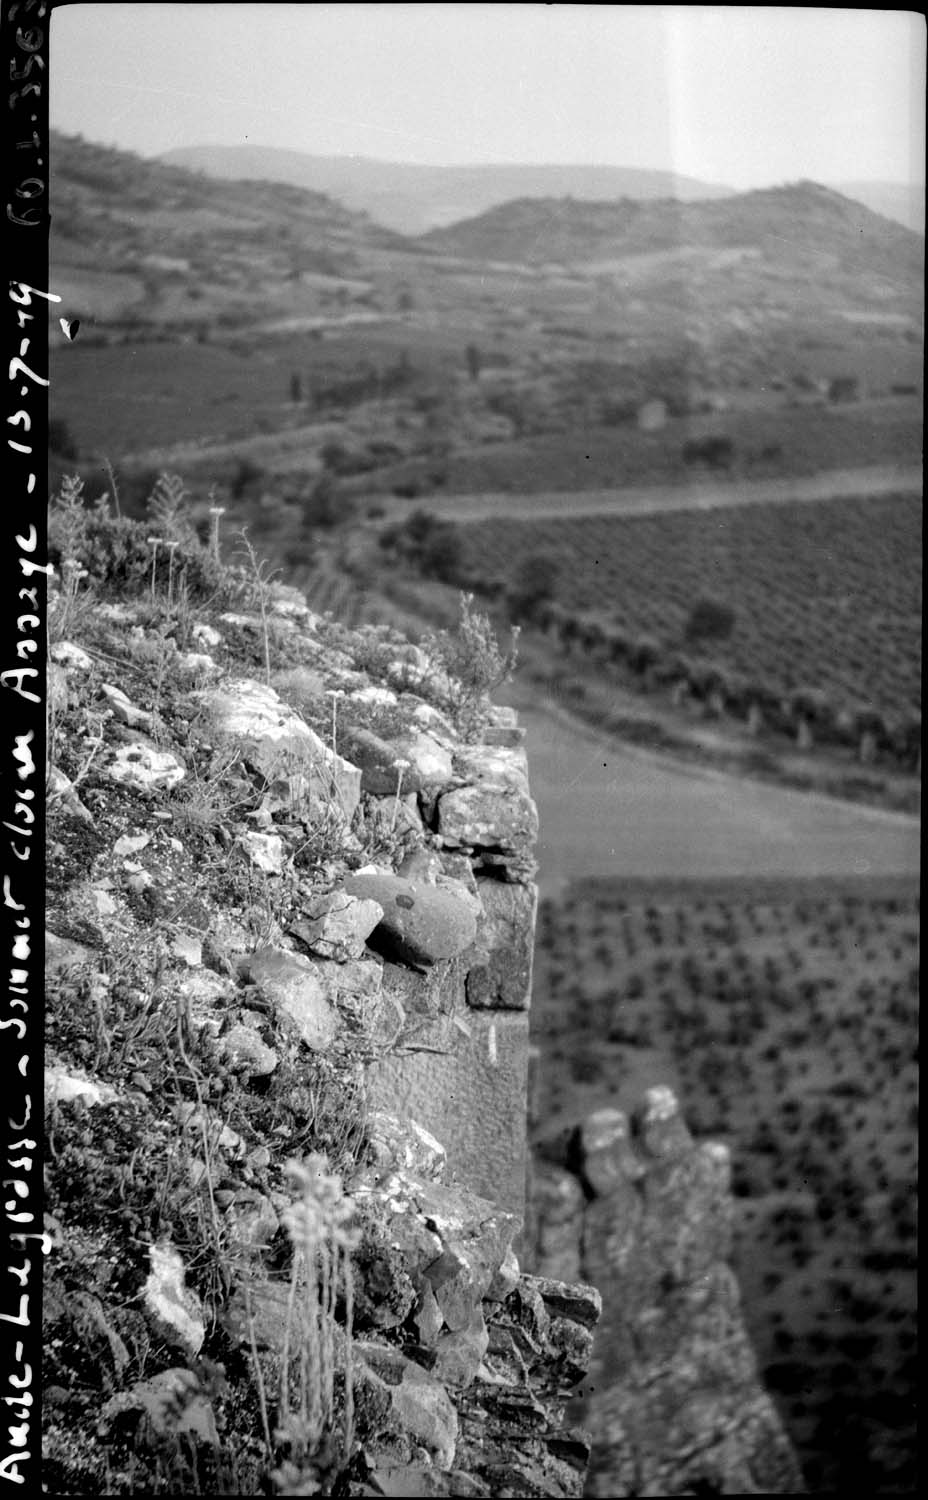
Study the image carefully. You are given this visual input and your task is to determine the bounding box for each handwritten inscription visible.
[3,2,50,1484]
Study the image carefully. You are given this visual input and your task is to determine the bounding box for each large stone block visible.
[465,879,537,1010]
[437,783,539,852]
[365,1009,530,1224]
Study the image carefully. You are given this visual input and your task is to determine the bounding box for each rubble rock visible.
[142,1241,205,1356]
[241,946,340,1052]
[344,872,478,967]
[355,1342,459,1469]
[291,889,384,961]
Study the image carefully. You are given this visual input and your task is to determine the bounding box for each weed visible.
[237,528,281,686]
[420,591,520,740]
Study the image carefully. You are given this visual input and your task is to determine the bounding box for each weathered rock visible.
[534,1087,803,1498]
[366,1008,530,1219]
[341,725,422,795]
[108,742,186,791]
[465,879,536,1009]
[45,931,94,975]
[45,1065,118,1108]
[635,1085,694,1161]
[413,1281,445,1347]
[47,766,94,823]
[219,1023,278,1076]
[51,640,93,671]
[191,621,222,649]
[236,831,285,873]
[102,682,153,730]
[355,1342,458,1469]
[241,946,340,1052]
[142,1241,205,1357]
[432,1307,489,1387]
[344,872,478,967]
[529,1164,586,1285]
[577,1108,645,1197]
[291,889,384,961]
[99,1369,218,1445]
[365,1111,447,1184]
[437,782,539,852]
[486,1246,521,1303]
[194,678,361,821]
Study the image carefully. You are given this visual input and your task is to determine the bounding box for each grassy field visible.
[453,490,922,726]
[530,876,919,1494]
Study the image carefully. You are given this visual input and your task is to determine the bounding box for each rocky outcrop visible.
[530,1089,804,1495]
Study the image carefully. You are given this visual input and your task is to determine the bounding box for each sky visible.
[49,4,925,189]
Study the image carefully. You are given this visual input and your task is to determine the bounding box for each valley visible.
[45,129,922,1496]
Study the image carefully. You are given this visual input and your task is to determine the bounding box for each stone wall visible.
[530,1090,804,1495]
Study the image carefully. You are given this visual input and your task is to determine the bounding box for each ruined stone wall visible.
[530,1093,804,1495]
[362,716,539,1222]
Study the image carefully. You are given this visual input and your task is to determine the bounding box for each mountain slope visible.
[418,181,924,282]
[160,144,733,234]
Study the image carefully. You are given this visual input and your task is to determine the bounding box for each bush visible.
[507,550,562,622]
[420,592,520,740]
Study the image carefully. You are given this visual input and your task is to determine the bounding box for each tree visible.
[506,550,561,622]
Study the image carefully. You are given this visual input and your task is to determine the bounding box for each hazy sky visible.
[50,4,925,188]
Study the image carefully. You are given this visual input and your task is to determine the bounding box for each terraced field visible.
[530,878,919,1495]
[457,490,922,726]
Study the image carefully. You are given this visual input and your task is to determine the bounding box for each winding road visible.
[505,681,921,894]
[419,463,922,524]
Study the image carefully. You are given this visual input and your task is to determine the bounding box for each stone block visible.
[365,1009,530,1223]
[465,879,537,1009]
[437,783,539,852]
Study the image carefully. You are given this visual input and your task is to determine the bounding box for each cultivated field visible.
[530,877,919,1495]
[454,490,923,727]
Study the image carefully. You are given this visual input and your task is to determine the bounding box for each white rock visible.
[171,933,203,967]
[108,743,186,791]
[93,888,119,916]
[191,622,222,649]
[51,641,92,671]
[47,766,93,823]
[143,1242,205,1357]
[101,683,153,730]
[238,831,285,874]
[351,685,398,706]
[45,1066,118,1108]
[195,678,360,820]
[114,833,151,857]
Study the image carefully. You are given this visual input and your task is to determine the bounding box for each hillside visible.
[48,133,923,575]
[50,131,403,337]
[159,144,733,234]
[419,180,924,283]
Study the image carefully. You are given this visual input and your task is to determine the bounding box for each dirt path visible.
[504,679,921,895]
[418,463,923,524]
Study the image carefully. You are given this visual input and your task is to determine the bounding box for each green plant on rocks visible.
[420,591,520,741]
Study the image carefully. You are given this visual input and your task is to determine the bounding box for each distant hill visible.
[160,144,734,234]
[417,181,925,285]
[833,180,925,235]
[49,130,405,334]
